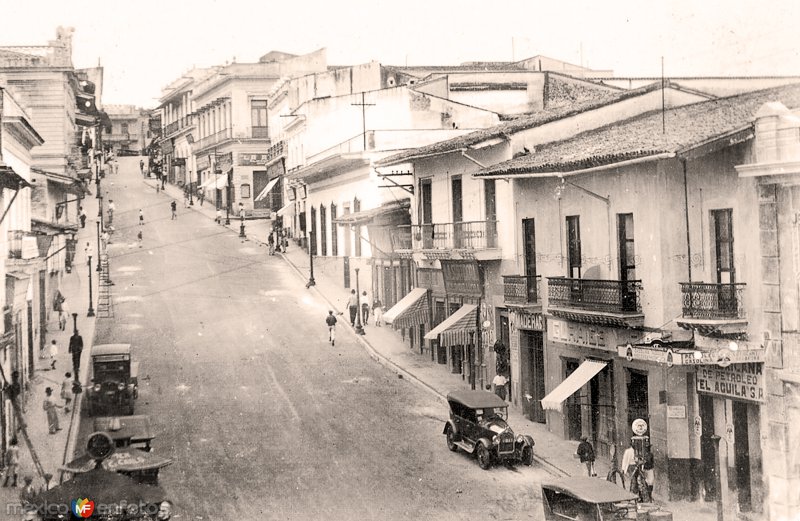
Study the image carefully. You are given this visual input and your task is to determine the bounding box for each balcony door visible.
[712,209,736,314]
[452,176,463,248]
[523,218,538,302]
[330,204,338,257]
[617,213,636,312]
[484,179,497,248]
[419,179,433,248]
[566,216,581,278]
[320,205,327,256]
[310,206,317,256]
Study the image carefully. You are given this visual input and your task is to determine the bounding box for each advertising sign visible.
[696,363,765,403]
[441,260,481,297]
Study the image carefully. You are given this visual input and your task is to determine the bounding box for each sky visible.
[2,0,798,107]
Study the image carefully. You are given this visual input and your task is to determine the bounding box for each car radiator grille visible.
[498,431,515,454]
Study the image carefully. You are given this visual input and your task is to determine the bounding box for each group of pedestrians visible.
[345,289,383,328]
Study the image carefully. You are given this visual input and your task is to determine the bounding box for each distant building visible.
[104,104,149,155]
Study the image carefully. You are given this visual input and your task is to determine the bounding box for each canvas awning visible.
[276,202,294,217]
[383,288,429,329]
[254,177,280,202]
[540,360,608,412]
[200,175,228,190]
[332,199,410,225]
[424,304,477,347]
[0,165,31,190]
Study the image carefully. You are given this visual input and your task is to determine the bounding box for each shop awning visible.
[276,202,294,217]
[254,177,280,202]
[332,199,410,225]
[200,175,228,190]
[540,360,608,412]
[424,304,477,347]
[0,164,32,190]
[383,288,429,329]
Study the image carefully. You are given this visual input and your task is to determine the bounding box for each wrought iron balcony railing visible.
[547,277,642,314]
[164,120,180,136]
[680,282,745,320]
[391,227,413,250]
[405,221,498,250]
[195,128,232,151]
[503,275,541,304]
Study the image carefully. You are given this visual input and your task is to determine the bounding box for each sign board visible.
[631,419,648,436]
[693,416,702,437]
[238,153,279,167]
[217,152,233,173]
[441,260,481,297]
[550,319,609,349]
[196,155,210,171]
[667,405,686,419]
[514,311,544,331]
[696,363,765,403]
[616,344,766,367]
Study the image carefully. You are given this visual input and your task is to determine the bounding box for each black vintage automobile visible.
[86,344,139,416]
[443,390,535,470]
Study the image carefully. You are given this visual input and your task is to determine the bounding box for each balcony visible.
[546,277,644,328]
[676,282,747,336]
[503,275,542,309]
[195,128,232,151]
[7,230,39,261]
[393,221,500,260]
[108,133,131,141]
[164,120,180,136]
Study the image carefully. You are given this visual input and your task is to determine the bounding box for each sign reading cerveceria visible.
[697,363,765,403]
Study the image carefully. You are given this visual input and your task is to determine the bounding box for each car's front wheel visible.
[522,445,533,466]
[476,444,491,470]
[445,426,458,452]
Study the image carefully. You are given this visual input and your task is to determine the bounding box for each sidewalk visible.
[156,179,719,520]
[0,194,99,512]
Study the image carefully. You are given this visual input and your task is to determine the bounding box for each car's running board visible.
[455,441,475,453]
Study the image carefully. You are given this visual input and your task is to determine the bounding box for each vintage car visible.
[443,390,534,470]
[541,477,637,520]
[86,344,139,416]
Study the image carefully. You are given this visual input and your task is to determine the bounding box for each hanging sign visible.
[696,363,765,403]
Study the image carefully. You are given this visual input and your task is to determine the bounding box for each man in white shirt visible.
[492,373,508,400]
[621,438,636,481]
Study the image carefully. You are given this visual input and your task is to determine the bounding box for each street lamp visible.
[239,203,246,238]
[189,170,194,206]
[305,230,316,288]
[87,255,95,317]
[95,221,102,272]
[71,312,78,334]
[354,267,365,336]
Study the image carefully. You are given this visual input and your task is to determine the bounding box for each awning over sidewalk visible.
[332,199,410,225]
[0,164,32,190]
[200,175,228,190]
[276,202,294,217]
[540,360,608,412]
[254,177,280,202]
[383,288,429,329]
[424,304,477,347]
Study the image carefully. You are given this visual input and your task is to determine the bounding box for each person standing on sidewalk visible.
[61,372,73,413]
[79,206,86,228]
[43,387,62,434]
[576,436,596,477]
[48,339,59,370]
[361,291,370,326]
[268,233,275,255]
[347,290,359,327]
[69,330,83,380]
[326,311,337,346]
[137,230,143,248]
[139,159,144,175]
[2,437,19,487]
[492,373,508,401]
[170,200,177,220]
[216,208,222,225]
[139,209,145,225]
[372,298,383,327]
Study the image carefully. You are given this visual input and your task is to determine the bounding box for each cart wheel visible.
[445,426,458,452]
[476,444,491,470]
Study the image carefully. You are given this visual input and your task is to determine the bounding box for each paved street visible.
[72,158,550,521]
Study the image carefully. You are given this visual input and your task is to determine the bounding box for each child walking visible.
[48,339,59,370]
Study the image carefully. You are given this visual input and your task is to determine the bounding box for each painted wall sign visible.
[514,311,544,331]
[616,344,766,367]
[696,363,765,403]
[549,319,607,349]
[196,155,210,171]
[217,152,233,172]
[667,405,686,419]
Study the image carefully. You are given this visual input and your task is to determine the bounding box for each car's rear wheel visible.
[445,426,458,452]
[522,445,533,466]
[476,444,491,470]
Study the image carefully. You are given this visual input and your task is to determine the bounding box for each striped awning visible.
[383,288,428,329]
[254,177,280,202]
[424,304,477,347]
[540,360,607,412]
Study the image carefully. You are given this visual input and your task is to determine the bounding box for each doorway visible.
[564,359,582,440]
[733,401,752,511]
[520,330,545,423]
[627,369,649,432]
[699,394,717,501]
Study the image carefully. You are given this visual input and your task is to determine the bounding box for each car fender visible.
[442,420,458,436]
[519,434,535,448]
[477,437,493,451]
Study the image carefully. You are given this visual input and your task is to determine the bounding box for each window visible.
[121,123,129,134]
[310,206,317,256]
[240,184,251,199]
[320,205,327,256]
[452,176,463,248]
[343,202,351,256]
[522,218,537,302]
[712,209,734,284]
[618,214,635,281]
[251,100,268,137]
[330,203,338,257]
[353,198,362,257]
[566,216,581,278]
[485,179,497,248]
[419,179,433,248]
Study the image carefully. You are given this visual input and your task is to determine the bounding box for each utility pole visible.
[351,92,375,151]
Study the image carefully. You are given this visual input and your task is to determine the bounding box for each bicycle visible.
[629,457,652,503]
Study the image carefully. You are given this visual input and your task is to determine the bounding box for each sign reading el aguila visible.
[697,363,765,403]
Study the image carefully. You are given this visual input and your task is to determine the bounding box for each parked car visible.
[443,390,534,470]
[541,477,637,520]
[86,344,139,416]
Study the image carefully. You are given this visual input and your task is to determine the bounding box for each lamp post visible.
[87,256,95,317]
[354,267,365,336]
[95,221,102,272]
[71,312,78,334]
[305,230,316,288]
[239,203,246,238]
[189,170,194,206]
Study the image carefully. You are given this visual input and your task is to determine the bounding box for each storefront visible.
[238,152,284,216]
[508,309,545,423]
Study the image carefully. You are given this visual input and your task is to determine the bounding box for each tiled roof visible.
[374,81,660,167]
[475,82,800,176]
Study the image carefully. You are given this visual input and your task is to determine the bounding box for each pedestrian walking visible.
[61,372,73,413]
[84,241,93,263]
[137,230,143,248]
[139,209,144,225]
[69,330,83,380]
[267,233,275,255]
[492,373,508,401]
[48,339,58,370]
[576,436,596,477]
[198,187,205,206]
[161,176,166,190]
[58,308,67,331]
[102,229,110,250]
[347,289,359,327]
[326,310,337,346]
[2,438,19,487]
[170,200,177,220]
[621,438,636,483]
[361,291,370,326]
[372,298,383,327]
[79,206,86,228]
[139,159,144,175]
[113,160,119,175]
[43,387,62,434]
[216,209,222,224]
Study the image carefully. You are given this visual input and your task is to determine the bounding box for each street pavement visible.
[152,175,720,521]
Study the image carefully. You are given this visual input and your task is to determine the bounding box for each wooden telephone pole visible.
[351,92,375,150]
